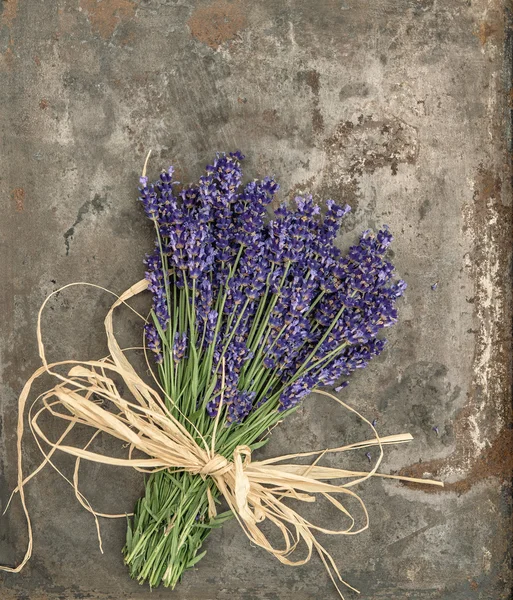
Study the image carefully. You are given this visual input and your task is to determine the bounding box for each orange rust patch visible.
[473,166,501,204]
[39,98,49,110]
[1,0,18,66]
[80,0,136,40]
[12,187,24,212]
[2,44,13,67]
[188,0,247,49]
[1,0,18,28]
[477,21,497,46]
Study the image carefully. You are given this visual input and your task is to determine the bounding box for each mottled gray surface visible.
[0,1,512,599]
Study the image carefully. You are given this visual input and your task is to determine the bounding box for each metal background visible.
[1,1,512,598]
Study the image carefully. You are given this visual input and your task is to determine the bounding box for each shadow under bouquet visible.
[1,151,441,598]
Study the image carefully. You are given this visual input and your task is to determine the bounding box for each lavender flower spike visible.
[173,332,187,363]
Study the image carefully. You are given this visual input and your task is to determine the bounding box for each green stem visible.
[123,470,224,589]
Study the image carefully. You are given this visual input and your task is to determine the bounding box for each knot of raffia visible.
[192,445,254,523]
[196,453,232,477]
[196,445,252,478]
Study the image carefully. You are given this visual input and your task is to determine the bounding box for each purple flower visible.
[173,332,187,363]
[334,382,349,393]
[278,374,317,411]
[145,324,163,364]
[139,151,405,422]
[144,250,170,331]
[226,390,256,424]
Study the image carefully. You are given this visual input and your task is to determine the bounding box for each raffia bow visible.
[0,279,442,598]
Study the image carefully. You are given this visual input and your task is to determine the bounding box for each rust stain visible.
[80,0,136,40]
[188,0,247,49]
[473,166,502,204]
[2,44,13,67]
[325,118,419,174]
[320,116,418,210]
[12,187,24,212]
[304,69,320,96]
[298,69,324,134]
[312,108,324,134]
[262,108,278,123]
[1,0,18,28]
[474,6,503,48]
[39,98,49,110]
[1,0,18,65]
[477,21,497,46]
[399,165,512,494]
[399,420,513,495]
[469,579,479,590]
[33,54,41,66]
[287,175,317,204]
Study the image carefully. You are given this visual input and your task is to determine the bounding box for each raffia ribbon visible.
[0,279,443,598]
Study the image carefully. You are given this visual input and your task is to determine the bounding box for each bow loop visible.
[232,445,254,524]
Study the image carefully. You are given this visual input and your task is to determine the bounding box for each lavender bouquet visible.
[1,151,440,597]
[123,151,405,587]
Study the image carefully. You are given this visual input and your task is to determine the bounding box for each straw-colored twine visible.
[0,279,443,598]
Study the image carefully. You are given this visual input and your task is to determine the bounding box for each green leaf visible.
[203,376,218,403]
[188,408,204,421]
[185,550,207,568]
[249,439,269,451]
[125,519,133,549]
[210,510,233,524]
[189,342,199,399]
[142,499,159,522]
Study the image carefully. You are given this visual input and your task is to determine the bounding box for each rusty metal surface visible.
[0,1,512,599]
